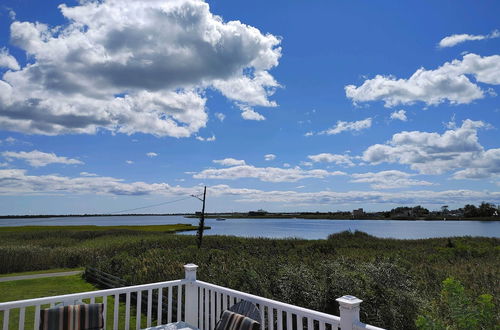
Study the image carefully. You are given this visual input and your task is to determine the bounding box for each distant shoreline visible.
[1,213,498,221]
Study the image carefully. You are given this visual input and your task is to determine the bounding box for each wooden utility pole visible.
[196,186,207,248]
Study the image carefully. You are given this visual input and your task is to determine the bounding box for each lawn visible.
[0,223,200,233]
[0,273,147,330]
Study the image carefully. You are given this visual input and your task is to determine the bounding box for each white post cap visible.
[184,264,198,281]
[336,295,363,308]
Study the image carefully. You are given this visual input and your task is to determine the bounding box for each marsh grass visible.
[0,229,498,329]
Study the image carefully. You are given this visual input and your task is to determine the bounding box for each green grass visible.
[0,275,149,330]
[0,268,84,278]
[0,224,200,233]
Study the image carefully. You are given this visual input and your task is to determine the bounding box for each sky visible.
[0,0,499,215]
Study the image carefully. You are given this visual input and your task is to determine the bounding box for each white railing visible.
[0,264,385,330]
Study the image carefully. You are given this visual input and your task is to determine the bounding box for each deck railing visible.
[0,264,384,330]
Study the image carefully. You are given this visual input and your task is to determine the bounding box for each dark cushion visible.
[215,310,260,330]
[40,303,104,330]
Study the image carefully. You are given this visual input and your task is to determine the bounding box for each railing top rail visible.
[195,280,341,324]
[0,279,185,310]
[354,321,386,330]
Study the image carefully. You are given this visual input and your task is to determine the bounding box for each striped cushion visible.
[215,310,260,330]
[40,303,104,330]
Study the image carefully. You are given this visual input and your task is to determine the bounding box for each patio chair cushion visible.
[215,310,260,330]
[40,303,104,330]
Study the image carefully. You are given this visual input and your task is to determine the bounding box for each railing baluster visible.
[268,306,274,330]
[125,292,130,330]
[103,296,107,329]
[319,320,325,330]
[34,305,41,330]
[136,290,142,330]
[113,293,119,330]
[278,309,284,330]
[90,297,95,304]
[259,304,265,330]
[3,309,9,330]
[147,289,152,327]
[222,293,227,313]
[307,317,313,330]
[204,289,209,330]
[157,288,163,326]
[286,311,292,330]
[167,286,172,324]
[215,291,220,323]
[296,314,303,330]
[18,307,25,330]
[210,290,215,330]
[176,285,182,322]
[198,287,202,329]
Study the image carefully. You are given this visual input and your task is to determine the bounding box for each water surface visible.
[1,216,498,239]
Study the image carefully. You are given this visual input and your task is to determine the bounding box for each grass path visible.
[0,223,199,233]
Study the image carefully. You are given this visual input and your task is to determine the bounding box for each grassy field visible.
[0,271,148,330]
[0,268,84,278]
[0,228,498,329]
[0,223,200,233]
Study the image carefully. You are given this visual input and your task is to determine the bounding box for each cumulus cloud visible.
[125,160,134,164]
[215,113,225,122]
[192,164,345,182]
[0,48,19,71]
[0,169,498,206]
[345,53,500,107]
[439,30,500,48]
[196,134,216,142]
[80,172,97,177]
[363,119,499,178]
[319,118,372,135]
[238,104,266,121]
[2,150,83,167]
[213,158,246,166]
[264,154,276,161]
[308,153,355,167]
[390,110,407,121]
[350,170,433,189]
[0,0,281,136]
[146,152,158,158]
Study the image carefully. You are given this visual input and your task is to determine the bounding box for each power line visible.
[109,195,194,214]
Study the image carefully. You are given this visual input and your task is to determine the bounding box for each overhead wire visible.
[109,195,195,214]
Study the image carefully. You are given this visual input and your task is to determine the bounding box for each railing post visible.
[336,295,363,330]
[184,264,199,326]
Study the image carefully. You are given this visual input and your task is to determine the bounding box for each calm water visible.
[0,215,499,239]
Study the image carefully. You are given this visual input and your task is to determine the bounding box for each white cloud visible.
[308,153,355,167]
[215,113,226,122]
[193,165,345,182]
[345,54,500,107]
[0,169,498,206]
[80,172,97,177]
[264,154,276,161]
[304,131,314,137]
[196,134,216,142]
[362,119,499,177]
[452,148,500,180]
[283,163,291,168]
[390,110,407,121]
[439,30,500,48]
[0,0,281,136]
[213,158,246,166]
[238,104,266,121]
[2,150,83,167]
[146,152,158,158]
[319,118,372,135]
[125,160,134,164]
[0,48,19,71]
[350,170,433,189]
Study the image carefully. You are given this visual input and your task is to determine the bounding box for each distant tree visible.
[412,205,429,217]
[463,204,478,218]
[478,202,496,217]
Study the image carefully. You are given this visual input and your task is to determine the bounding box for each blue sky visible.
[0,0,499,215]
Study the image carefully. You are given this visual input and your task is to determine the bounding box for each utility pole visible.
[192,186,206,248]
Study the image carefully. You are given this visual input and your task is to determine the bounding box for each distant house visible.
[352,208,364,217]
